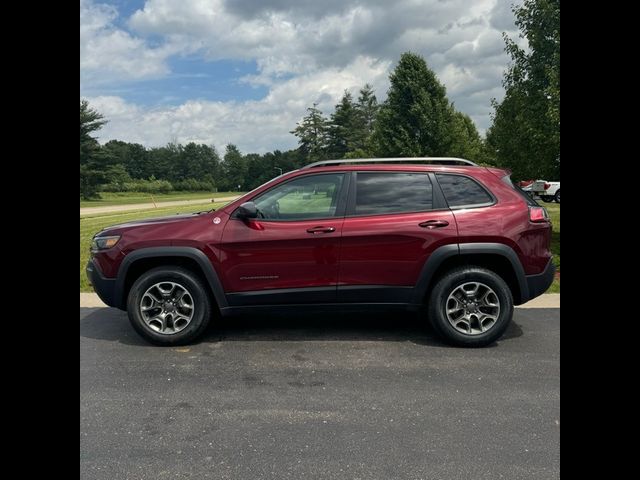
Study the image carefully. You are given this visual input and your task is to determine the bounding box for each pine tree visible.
[351,84,379,155]
[327,91,359,159]
[290,103,329,163]
[80,99,111,199]
[372,53,454,157]
[222,144,247,191]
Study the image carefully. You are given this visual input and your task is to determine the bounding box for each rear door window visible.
[354,172,433,215]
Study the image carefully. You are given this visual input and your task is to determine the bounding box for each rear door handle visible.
[306,226,336,234]
[419,220,449,229]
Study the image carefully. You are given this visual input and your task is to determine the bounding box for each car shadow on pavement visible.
[80,307,523,348]
[80,308,150,346]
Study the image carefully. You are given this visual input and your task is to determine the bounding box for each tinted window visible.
[253,173,344,220]
[501,175,539,206]
[355,173,433,215]
[436,174,492,208]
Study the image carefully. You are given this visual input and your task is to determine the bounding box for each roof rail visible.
[301,157,478,169]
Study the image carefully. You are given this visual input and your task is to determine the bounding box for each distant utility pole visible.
[275,167,283,176]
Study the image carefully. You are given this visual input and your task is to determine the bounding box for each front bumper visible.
[523,258,556,303]
[86,259,118,308]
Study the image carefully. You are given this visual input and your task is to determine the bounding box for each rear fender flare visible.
[412,243,528,304]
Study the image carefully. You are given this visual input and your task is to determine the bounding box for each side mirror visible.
[236,201,258,219]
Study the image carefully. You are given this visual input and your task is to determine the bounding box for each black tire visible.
[427,266,514,347]
[554,189,560,203]
[540,195,553,203]
[127,266,213,346]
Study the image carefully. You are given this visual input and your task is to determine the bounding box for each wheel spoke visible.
[454,315,471,333]
[141,294,160,311]
[156,282,174,298]
[462,282,480,298]
[173,313,190,330]
[173,287,187,303]
[480,289,499,307]
[145,313,166,333]
[446,296,464,315]
[479,313,497,332]
[146,290,163,303]
[179,294,194,310]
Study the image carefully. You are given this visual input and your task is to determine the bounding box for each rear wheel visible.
[427,267,514,347]
[540,195,554,203]
[554,189,560,203]
[127,266,213,345]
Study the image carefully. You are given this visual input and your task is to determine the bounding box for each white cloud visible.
[86,56,391,153]
[80,0,184,86]
[81,0,524,150]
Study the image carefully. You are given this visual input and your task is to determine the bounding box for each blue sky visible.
[80,0,522,153]
[92,57,268,106]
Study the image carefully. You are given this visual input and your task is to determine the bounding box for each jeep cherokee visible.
[86,158,555,347]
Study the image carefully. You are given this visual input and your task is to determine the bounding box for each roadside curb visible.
[516,293,559,308]
[80,292,560,309]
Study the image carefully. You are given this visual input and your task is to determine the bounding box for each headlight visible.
[91,235,121,252]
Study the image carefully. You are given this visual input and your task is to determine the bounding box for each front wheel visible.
[427,267,514,347]
[127,267,213,345]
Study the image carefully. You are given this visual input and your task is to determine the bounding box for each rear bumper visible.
[522,258,555,303]
[86,259,118,308]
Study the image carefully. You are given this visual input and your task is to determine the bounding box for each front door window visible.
[253,174,345,221]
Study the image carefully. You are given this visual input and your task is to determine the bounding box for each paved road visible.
[80,308,560,479]
[80,196,240,216]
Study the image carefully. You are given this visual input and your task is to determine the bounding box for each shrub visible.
[101,178,173,193]
[171,178,215,191]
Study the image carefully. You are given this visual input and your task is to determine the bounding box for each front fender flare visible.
[114,247,227,310]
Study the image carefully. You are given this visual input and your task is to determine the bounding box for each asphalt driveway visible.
[80,307,560,479]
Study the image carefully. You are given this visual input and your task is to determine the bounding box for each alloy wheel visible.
[445,282,501,335]
[139,281,195,335]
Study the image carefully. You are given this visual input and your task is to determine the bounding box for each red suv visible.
[87,158,555,347]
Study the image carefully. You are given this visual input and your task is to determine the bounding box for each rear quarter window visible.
[436,174,493,208]
[501,175,540,206]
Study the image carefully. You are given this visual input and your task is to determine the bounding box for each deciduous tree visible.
[486,0,560,179]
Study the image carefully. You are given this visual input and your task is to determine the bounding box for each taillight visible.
[544,182,550,190]
[529,206,549,223]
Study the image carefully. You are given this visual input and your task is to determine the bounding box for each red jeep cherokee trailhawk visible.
[86,158,555,347]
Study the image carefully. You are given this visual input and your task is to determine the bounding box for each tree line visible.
[80,0,558,200]
[80,103,312,199]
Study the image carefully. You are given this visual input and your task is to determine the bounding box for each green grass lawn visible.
[544,201,560,293]
[81,200,560,294]
[80,191,243,208]
[276,191,335,214]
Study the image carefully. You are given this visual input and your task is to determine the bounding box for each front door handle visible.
[419,220,449,229]
[306,226,336,234]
